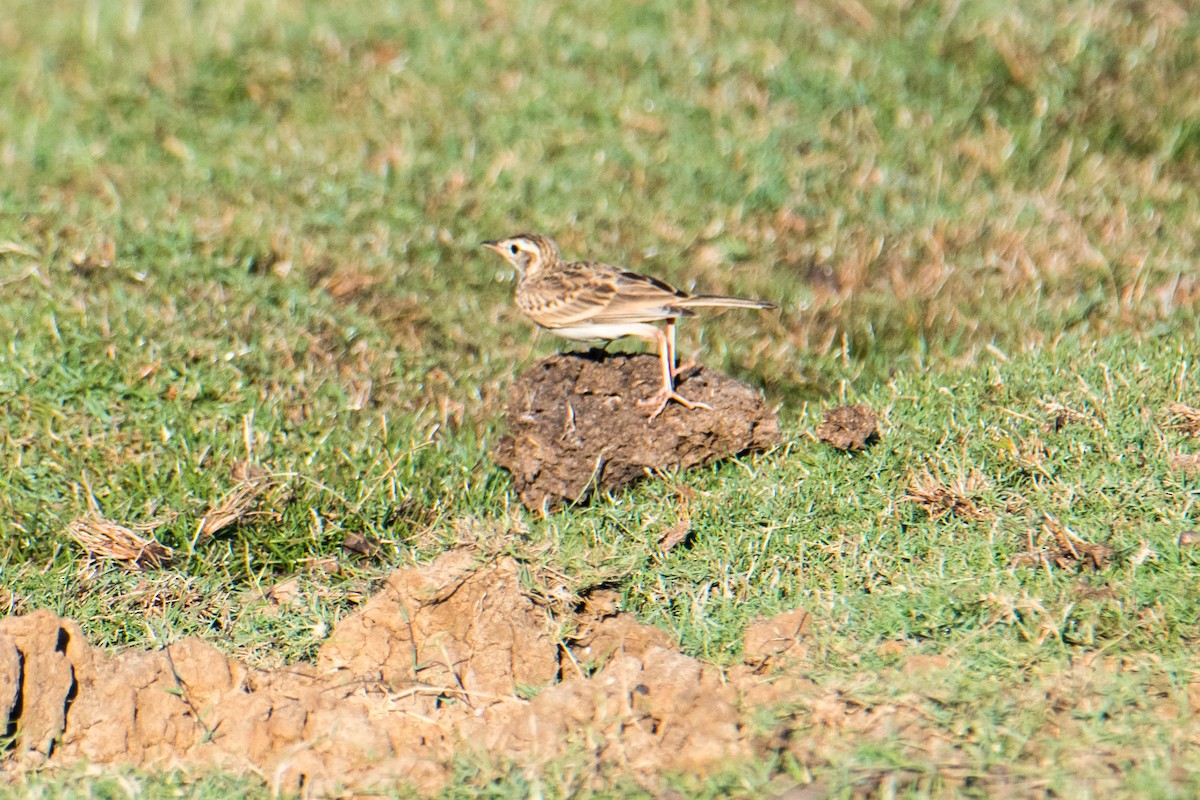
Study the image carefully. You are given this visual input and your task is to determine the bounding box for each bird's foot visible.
[638,387,713,422]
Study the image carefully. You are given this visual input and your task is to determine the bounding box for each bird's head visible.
[481,233,559,278]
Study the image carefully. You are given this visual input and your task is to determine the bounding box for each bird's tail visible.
[678,294,778,311]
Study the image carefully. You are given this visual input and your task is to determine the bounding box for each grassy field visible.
[2,0,1199,796]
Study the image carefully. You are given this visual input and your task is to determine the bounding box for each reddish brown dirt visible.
[493,353,781,511]
[3,552,1193,797]
[0,552,790,795]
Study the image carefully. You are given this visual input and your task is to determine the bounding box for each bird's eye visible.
[510,244,519,255]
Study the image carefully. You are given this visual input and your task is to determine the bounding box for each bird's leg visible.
[666,320,701,378]
[638,325,713,421]
[665,320,678,377]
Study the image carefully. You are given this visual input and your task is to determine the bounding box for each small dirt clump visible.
[742,608,811,669]
[493,352,780,511]
[815,403,878,451]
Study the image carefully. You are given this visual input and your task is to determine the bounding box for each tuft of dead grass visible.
[1165,403,1200,436]
[66,515,173,570]
[1039,399,1102,430]
[658,518,692,552]
[194,461,275,544]
[1010,514,1115,572]
[902,470,993,521]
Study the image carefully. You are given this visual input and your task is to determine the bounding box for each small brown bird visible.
[482,233,776,420]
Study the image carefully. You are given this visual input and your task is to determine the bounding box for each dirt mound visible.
[0,552,803,794]
[318,549,559,697]
[493,353,780,510]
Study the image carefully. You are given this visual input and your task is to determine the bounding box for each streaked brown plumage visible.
[482,233,776,420]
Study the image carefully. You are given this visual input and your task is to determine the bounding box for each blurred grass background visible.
[2,0,1200,795]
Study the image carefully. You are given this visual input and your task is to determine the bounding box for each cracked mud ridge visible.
[1,551,805,795]
[4,550,1195,796]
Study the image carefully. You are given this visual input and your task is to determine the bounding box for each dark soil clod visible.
[815,403,878,451]
[493,353,780,511]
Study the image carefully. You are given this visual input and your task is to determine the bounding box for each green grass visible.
[2,0,1200,796]
[0,767,270,799]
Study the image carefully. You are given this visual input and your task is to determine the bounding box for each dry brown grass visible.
[66,515,173,570]
[194,461,275,543]
[903,470,993,522]
[1165,403,1200,436]
[1039,399,1103,430]
[1010,514,1116,572]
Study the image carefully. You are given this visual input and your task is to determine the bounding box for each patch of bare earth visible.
[0,552,749,794]
[1,551,1194,796]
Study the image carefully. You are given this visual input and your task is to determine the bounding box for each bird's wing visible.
[517,263,620,327]
[520,262,692,328]
[578,264,694,324]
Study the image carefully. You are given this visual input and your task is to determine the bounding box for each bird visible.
[482,233,776,420]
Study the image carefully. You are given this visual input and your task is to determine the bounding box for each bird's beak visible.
[481,240,502,253]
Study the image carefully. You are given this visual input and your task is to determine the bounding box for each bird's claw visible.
[638,389,713,422]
